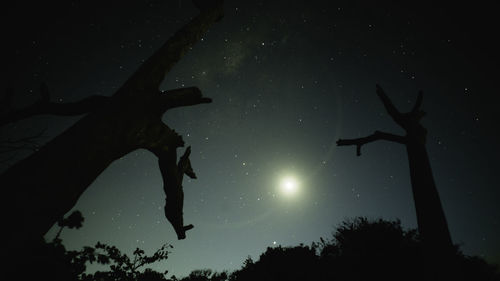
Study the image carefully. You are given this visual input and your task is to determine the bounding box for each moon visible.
[279,175,300,197]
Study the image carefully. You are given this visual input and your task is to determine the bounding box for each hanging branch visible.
[154,143,196,240]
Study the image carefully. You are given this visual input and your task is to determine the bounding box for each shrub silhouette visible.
[33,214,499,281]
[224,217,499,281]
[229,245,319,281]
[318,217,424,281]
[176,269,228,281]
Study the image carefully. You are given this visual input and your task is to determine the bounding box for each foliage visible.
[44,212,500,281]
[43,210,172,281]
[78,242,172,281]
[58,210,85,229]
[43,240,173,281]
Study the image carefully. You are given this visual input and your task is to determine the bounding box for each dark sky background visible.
[2,0,500,278]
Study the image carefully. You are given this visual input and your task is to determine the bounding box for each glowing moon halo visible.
[280,176,299,196]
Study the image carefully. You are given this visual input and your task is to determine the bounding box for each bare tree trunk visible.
[405,140,455,280]
[337,85,454,280]
[406,140,452,249]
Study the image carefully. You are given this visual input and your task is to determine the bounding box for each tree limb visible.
[0,83,111,126]
[411,90,423,113]
[159,87,212,112]
[375,84,405,129]
[336,130,407,156]
[119,1,224,93]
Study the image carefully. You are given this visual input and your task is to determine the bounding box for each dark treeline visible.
[33,213,499,281]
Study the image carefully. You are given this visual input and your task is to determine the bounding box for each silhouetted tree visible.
[337,85,454,279]
[27,211,172,281]
[1,0,224,277]
[78,242,171,281]
[22,211,87,280]
[54,210,84,241]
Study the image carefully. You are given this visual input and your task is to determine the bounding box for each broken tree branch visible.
[159,87,212,112]
[336,130,407,156]
[375,84,405,129]
[0,83,111,126]
[119,1,224,93]
[141,121,185,154]
[411,90,423,113]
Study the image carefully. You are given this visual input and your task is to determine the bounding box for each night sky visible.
[3,0,500,278]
